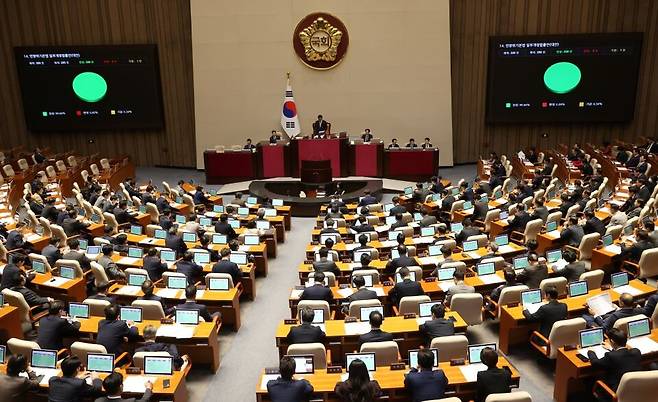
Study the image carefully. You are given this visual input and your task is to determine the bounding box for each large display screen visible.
[486,33,643,123]
[15,45,164,131]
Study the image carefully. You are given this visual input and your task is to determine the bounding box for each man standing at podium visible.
[312,115,330,138]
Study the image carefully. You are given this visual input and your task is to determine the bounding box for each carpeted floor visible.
[134,165,591,402]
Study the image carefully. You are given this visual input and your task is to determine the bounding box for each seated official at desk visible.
[588,328,642,394]
[176,285,215,322]
[142,248,167,282]
[313,247,340,277]
[244,138,256,150]
[389,213,407,231]
[522,286,567,340]
[212,248,242,286]
[37,301,81,350]
[388,138,400,149]
[97,304,140,354]
[444,270,475,308]
[269,130,282,144]
[335,359,382,402]
[406,138,418,148]
[560,217,584,248]
[136,325,187,370]
[165,227,188,257]
[420,137,433,149]
[361,129,374,142]
[11,274,52,311]
[583,293,643,332]
[87,281,117,304]
[63,239,92,270]
[99,245,126,281]
[300,271,334,302]
[96,372,152,402]
[358,190,377,207]
[455,218,480,244]
[388,267,424,306]
[351,217,374,234]
[49,356,103,402]
[359,310,394,348]
[325,205,344,220]
[385,245,416,275]
[405,348,448,402]
[312,114,330,137]
[556,250,587,283]
[490,269,520,303]
[215,213,238,241]
[419,303,455,346]
[138,280,166,310]
[176,252,204,286]
[267,356,314,402]
[287,308,326,344]
[517,254,548,290]
[475,348,512,402]
[0,354,40,402]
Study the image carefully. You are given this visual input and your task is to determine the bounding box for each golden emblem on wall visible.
[293,13,349,70]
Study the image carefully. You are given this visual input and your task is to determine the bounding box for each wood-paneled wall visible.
[450,0,658,163]
[0,0,195,167]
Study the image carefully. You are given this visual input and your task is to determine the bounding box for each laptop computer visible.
[208,277,230,291]
[194,252,210,265]
[468,343,497,364]
[418,301,442,318]
[628,317,651,339]
[182,232,197,243]
[395,271,417,282]
[476,262,496,276]
[359,305,384,322]
[450,223,463,233]
[244,234,260,246]
[144,356,174,375]
[59,266,76,279]
[160,249,177,262]
[383,203,394,213]
[272,199,284,207]
[513,256,529,270]
[128,247,144,259]
[568,281,589,297]
[199,217,212,227]
[428,245,442,256]
[32,260,47,274]
[68,302,90,319]
[167,276,187,289]
[175,215,186,224]
[409,348,439,368]
[462,240,479,252]
[0,345,5,364]
[212,233,228,244]
[175,309,199,325]
[237,207,249,216]
[229,252,248,265]
[494,234,509,246]
[86,245,102,256]
[320,233,340,245]
[420,227,435,237]
[437,267,456,281]
[545,220,558,232]
[346,352,376,371]
[130,225,143,236]
[154,229,167,239]
[246,196,258,205]
[284,355,315,374]
[463,201,473,210]
[404,187,413,196]
[385,216,396,226]
[79,239,88,250]
[546,249,562,263]
[213,205,225,213]
[602,234,614,247]
[30,349,58,377]
[256,220,270,230]
[521,289,543,306]
[86,353,114,373]
[611,272,629,288]
[127,273,147,287]
[119,306,143,323]
[264,209,277,217]
[228,219,240,229]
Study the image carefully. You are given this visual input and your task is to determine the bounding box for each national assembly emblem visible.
[293,13,349,70]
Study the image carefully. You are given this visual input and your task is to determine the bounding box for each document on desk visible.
[344,321,371,335]
[20,368,60,385]
[290,289,304,299]
[416,316,432,325]
[238,246,251,252]
[337,288,355,298]
[368,287,385,296]
[438,281,453,292]
[587,293,616,317]
[604,245,622,255]
[627,337,658,355]
[544,230,561,240]
[417,256,441,266]
[466,251,482,260]
[551,260,568,271]
[611,285,643,296]
[459,363,487,382]
[375,225,389,233]
[260,374,280,390]
[122,376,156,393]
[114,285,141,295]
[195,289,205,299]
[479,274,505,285]
[412,236,435,244]
[26,233,42,242]
[498,245,516,254]
[524,302,547,315]
[379,240,398,248]
[578,345,608,359]
[156,324,195,339]
[46,277,71,287]
[117,257,140,265]
[311,323,326,332]
[156,288,182,299]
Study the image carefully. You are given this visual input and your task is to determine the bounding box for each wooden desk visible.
[554,329,658,402]
[274,313,467,363]
[0,306,22,342]
[256,358,519,402]
[30,272,87,302]
[78,316,221,372]
[498,280,656,354]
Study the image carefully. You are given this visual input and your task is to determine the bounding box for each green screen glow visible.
[72,72,107,102]
[543,62,581,94]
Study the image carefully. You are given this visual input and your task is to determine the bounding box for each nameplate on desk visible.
[424,277,437,282]
[506,302,519,308]
[390,363,406,370]
[126,367,141,375]
[160,318,174,324]
[403,313,416,319]
[304,260,313,265]
[344,316,357,323]
[327,366,342,374]
[264,367,280,375]
[344,239,354,244]
[450,358,465,366]
[563,344,577,351]
[284,319,298,325]
[382,281,393,287]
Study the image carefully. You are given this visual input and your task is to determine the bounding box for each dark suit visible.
[599,307,644,332]
[560,225,584,247]
[193,192,209,205]
[312,119,329,135]
[97,319,138,355]
[62,250,91,270]
[214,222,237,240]
[404,368,448,402]
[389,205,407,215]
[158,216,173,231]
[517,264,548,289]
[522,300,567,337]
[345,288,378,305]
[476,367,512,402]
[0,372,39,402]
[352,223,375,233]
[472,201,489,221]
[456,227,480,244]
[155,197,170,213]
[135,342,184,369]
[266,378,313,402]
[37,315,80,350]
[41,205,59,223]
[5,231,25,250]
[621,240,654,262]
[286,322,326,344]
[385,256,416,275]
[165,234,187,256]
[211,260,242,285]
[112,207,131,225]
[531,206,549,222]
[358,195,377,207]
[584,217,606,236]
[42,244,62,266]
[441,195,455,212]
[0,264,23,289]
[175,260,203,286]
[11,286,49,307]
[558,262,587,283]
[358,328,394,347]
[48,376,103,402]
[419,318,455,345]
[94,389,152,402]
[641,294,658,317]
[300,284,333,302]
[176,301,213,323]
[312,260,340,277]
[388,279,424,305]
[419,215,437,227]
[588,347,642,391]
[142,255,167,281]
[507,212,532,234]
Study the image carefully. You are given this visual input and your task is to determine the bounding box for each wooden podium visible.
[300,160,332,184]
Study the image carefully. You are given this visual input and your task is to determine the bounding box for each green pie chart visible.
[72,72,107,102]
[543,62,581,94]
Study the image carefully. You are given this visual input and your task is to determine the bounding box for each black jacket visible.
[48,376,103,402]
[37,315,81,350]
[300,284,334,302]
[507,212,532,234]
[95,389,152,402]
[472,201,489,222]
[588,347,642,390]
[560,225,584,247]
[211,260,242,285]
[165,234,187,256]
[158,216,173,231]
[404,368,449,402]
[558,262,587,283]
[42,244,62,266]
[214,222,237,240]
[5,231,25,250]
[522,299,567,337]
[313,260,341,277]
[176,301,212,323]
[0,264,24,289]
[286,322,326,344]
[385,256,416,275]
[97,319,139,354]
[583,217,606,236]
[346,288,379,305]
[621,240,654,262]
[419,318,455,346]
[358,328,394,348]
[61,218,87,236]
[517,264,548,289]
[142,255,167,281]
[11,286,49,307]
[456,227,481,244]
[175,260,203,286]
[266,378,314,402]
[388,279,424,306]
[475,367,512,402]
[112,207,131,225]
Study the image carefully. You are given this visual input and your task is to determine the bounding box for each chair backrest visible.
[485,391,532,402]
[132,300,165,320]
[523,219,544,241]
[162,271,186,282]
[205,273,235,289]
[145,224,162,238]
[94,237,112,246]
[502,178,512,195]
[450,293,483,325]
[351,269,380,285]
[547,318,586,359]
[71,341,108,364]
[450,200,465,214]
[83,298,111,316]
[637,248,658,279]
[145,202,159,223]
[360,341,399,366]
[182,194,194,208]
[90,261,110,287]
[132,351,171,370]
[398,295,431,315]
[423,398,462,402]
[613,314,649,333]
[441,261,467,271]
[498,285,529,315]
[55,160,67,172]
[103,213,119,233]
[7,338,40,361]
[578,233,601,260]
[539,277,568,297]
[395,266,422,282]
[564,204,580,221]
[90,164,100,176]
[605,225,623,239]
[480,256,506,269]
[100,158,111,170]
[46,165,57,178]
[55,259,84,278]
[483,209,500,231]
[17,159,29,171]
[625,216,639,230]
[467,234,489,248]
[434,239,457,250]
[3,164,15,177]
[367,204,383,213]
[2,289,31,329]
[125,267,150,278]
[131,196,142,208]
[67,155,77,167]
[429,335,468,362]
[297,300,331,320]
[579,269,604,290]
[28,253,52,273]
[287,343,328,369]
[616,370,658,402]
[348,299,382,317]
